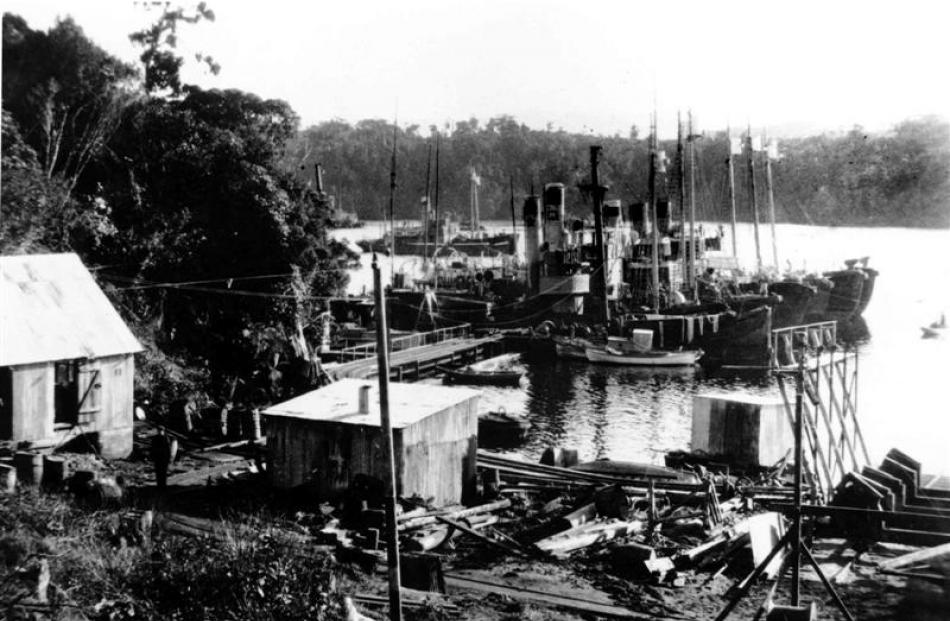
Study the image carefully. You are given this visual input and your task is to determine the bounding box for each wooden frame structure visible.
[773,328,869,499]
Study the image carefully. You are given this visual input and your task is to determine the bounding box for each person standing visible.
[150,426,174,490]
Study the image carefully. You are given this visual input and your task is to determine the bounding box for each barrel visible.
[42,455,68,489]
[14,451,44,486]
[0,464,16,493]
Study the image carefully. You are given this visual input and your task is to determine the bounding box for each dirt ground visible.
[31,424,950,621]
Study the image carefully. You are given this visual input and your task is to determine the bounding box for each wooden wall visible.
[266,394,479,506]
[0,354,134,458]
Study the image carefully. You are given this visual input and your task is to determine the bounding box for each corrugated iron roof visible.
[263,378,480,428]
[0,253,143,366]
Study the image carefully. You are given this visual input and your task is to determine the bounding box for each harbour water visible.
[332,221,950,475]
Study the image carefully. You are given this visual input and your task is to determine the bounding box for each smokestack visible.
[629,202,650,237]
[358,385,372,415]
[542,183,566,250]
[523,195,543,292]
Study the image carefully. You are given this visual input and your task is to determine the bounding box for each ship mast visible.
[687,110,698,302]
[433,132,441,278]
[649,113,661,313]
[763,132,779,271]
[388,121,398,285]
[726,126,739,257]
[746,124,762,273]
[677,113,688,299]
[423,141,432,269]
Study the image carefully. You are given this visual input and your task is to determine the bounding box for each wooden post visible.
[778,377,831,497]
[791,354,804,606]
[372,256,403,621]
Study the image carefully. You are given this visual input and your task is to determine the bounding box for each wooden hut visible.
[0,254,142,458]
[263,378,479,505]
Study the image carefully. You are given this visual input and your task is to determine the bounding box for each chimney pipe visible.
[358,385,371,415]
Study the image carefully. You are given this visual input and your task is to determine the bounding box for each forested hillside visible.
[285,116,950,228]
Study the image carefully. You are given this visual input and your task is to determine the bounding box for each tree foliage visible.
[286,116,950,228]
[2,11,353,402]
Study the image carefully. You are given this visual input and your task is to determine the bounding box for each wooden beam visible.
[444,574,661,619]
[878,541,950,570]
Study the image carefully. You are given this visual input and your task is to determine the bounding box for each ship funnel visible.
[629,202,651,237]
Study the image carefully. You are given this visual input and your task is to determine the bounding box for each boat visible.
[552,335,597,360]
[921,314,947,339]
[478,409,530,446]
[440,353,526,387]
[584,345,702,367]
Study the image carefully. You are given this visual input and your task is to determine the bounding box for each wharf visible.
[325,333,506,381]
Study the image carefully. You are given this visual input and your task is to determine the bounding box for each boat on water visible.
[921,314,947,339]
[440,353,526,387]
[478,409,530,446]
[585,345,702,367]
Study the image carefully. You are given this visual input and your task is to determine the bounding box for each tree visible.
[2,13,137,253]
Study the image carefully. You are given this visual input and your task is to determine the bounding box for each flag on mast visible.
[730,137,742,155]
[766,138,780,160]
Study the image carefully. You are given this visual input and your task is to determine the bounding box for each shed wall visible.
[266,394,478,506]
[1,354,133,458]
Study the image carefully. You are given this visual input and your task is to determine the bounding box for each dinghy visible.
[584,345,702,367]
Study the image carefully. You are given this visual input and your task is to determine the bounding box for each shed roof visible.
[263,378,479,428]
[1,253,143,366]
[695,392,784,406]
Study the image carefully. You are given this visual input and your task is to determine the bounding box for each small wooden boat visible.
[584,346,702,367]
[552,335,596,360]
[478,409,530,446]
[440,353,526,387]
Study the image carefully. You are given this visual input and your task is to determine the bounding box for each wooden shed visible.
[691,392,794,468]
[0,254,142,458]
[263,378,480,505]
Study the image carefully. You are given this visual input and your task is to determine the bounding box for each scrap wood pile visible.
[316,449,807,593]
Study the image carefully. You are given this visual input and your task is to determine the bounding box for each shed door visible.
[0,368,12,439]
[54,360,79,426]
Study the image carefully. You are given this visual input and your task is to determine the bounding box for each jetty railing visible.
[770,321,837,369]
[337,323,472,361]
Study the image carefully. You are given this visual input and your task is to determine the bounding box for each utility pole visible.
[372,255,403,621]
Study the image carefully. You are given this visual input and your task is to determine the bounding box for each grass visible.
[1,488,351,620]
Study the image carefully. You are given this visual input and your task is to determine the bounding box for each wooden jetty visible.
[325,333,506,381]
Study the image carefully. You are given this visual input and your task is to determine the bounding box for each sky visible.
[5,0,950,138]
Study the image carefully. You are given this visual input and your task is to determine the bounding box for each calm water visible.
[332,221,950,475]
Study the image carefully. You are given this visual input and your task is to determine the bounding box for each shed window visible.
[77,364,102,414]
